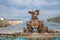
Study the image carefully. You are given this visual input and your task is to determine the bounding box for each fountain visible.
[23,10,50,33]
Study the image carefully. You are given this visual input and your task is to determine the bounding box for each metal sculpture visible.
[23,10,49,33]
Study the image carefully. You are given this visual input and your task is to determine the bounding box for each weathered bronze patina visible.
[23,10,49,33]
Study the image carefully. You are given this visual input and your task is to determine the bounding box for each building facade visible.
[8,20,22,25]
[0,18,8,27]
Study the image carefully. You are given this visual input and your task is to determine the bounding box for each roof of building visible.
[8,19,21,21]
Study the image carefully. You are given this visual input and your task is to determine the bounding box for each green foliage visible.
[47,16,60,23]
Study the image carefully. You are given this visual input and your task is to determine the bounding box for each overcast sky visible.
[0,0,60,21]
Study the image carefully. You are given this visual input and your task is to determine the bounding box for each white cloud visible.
[0,0,60,20]
[7,0,60,8]
[0,5,31,16]
[7,0,32,6]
